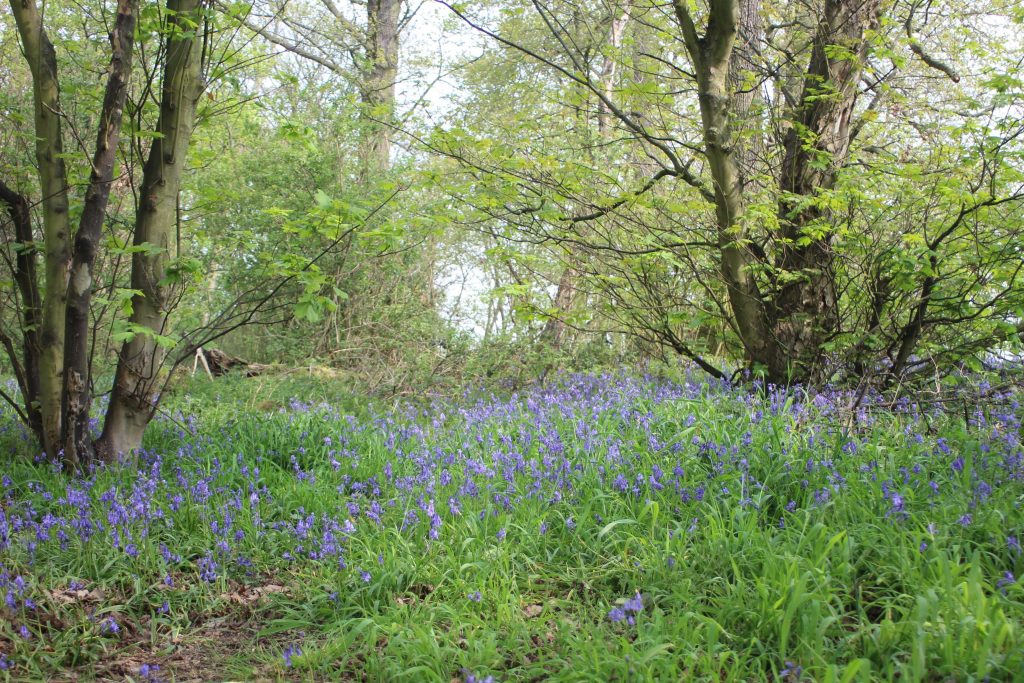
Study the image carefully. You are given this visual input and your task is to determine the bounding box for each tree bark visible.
[674,0,881,384]
[544,7,630,351]
[727,0,763,193]
[771,0,882,382]
[9,0,72,457]
[359,0,401,180]
[540,263,578,350]
[60,0,139,466]
[674,0,776,374]
[97,0,205,460]
[0,180,42,438]
[597,9,630,137]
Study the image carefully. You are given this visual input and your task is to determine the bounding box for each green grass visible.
[0,372,1021,681]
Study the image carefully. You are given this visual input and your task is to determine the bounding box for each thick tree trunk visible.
[9,0,72,457]
[727,0,763,193]
[0,181,42,437]
[771,0,882,382]
[359,0,401,180]
[675,0,881,384]
[61,0,138,467]
[97,0,205,460]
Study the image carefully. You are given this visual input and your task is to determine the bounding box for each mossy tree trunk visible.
[9,0,72,457]
[97,0,206,460]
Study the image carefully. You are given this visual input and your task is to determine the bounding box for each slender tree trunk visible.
[544,7,630,351]
[771,0,882,382]
[97,0,205,460]
[597,9,629,137]
[0,181,42,437]
[541,264,578,350]
[61,0,139,466]
[9,0,72,457]
[675,0,776,374]
[359,0,401,180]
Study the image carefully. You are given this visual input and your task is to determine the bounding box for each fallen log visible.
[191,347,268,378]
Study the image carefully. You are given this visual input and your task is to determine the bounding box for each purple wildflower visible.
[623,592,643,613]
[282,644,302,667]
[139,663,163,683]
[780,661,803,680]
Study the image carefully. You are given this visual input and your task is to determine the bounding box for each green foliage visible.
[1,374,1022,680]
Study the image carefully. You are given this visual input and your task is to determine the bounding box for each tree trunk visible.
[597,9,630,137]
[727,0,763,193]
[675,0,881,384]
[61,0,138,466]
[97,0,205,460]
[9,0,72,457]
[541,264,578,350]
[771,0,882,382]
[359,0,401,180]
[0,181,42,438]
[544,7,630,351]
[675,0,777,375]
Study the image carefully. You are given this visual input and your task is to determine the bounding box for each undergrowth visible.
[0,372,1021,681]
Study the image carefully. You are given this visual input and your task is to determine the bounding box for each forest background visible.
[1,0,1022,464]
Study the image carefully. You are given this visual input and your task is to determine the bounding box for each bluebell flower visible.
[139,663,162,683]
[623,592,643,613]
[282,644,301,667]
[780,660,803,680]
[888,492,904,516]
